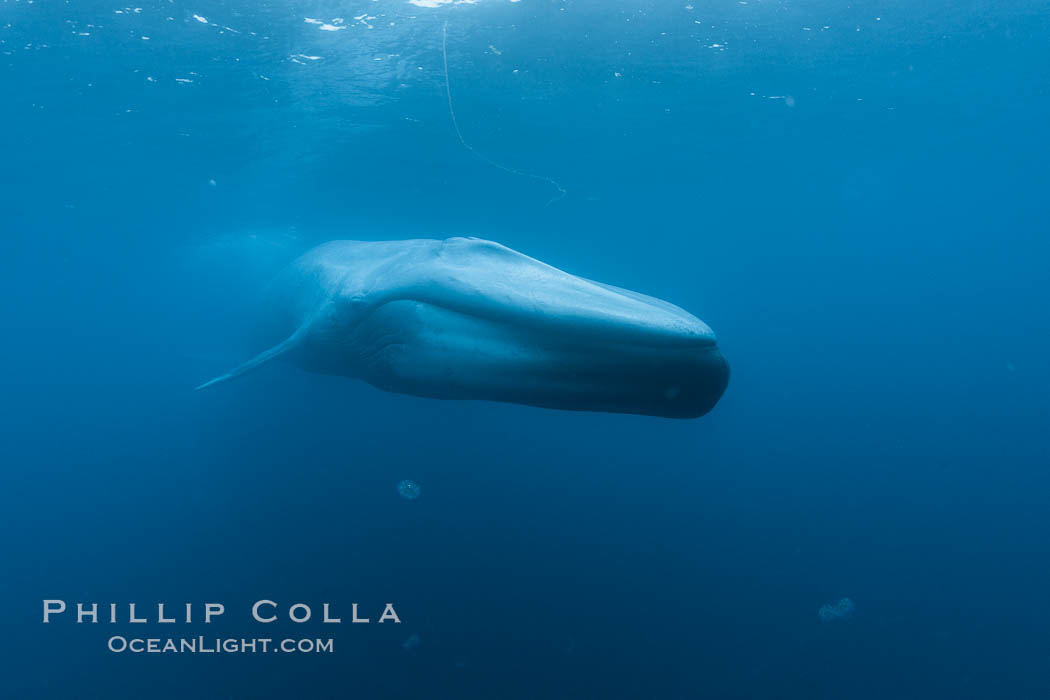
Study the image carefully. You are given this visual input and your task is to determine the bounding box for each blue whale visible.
[198,238,728,418]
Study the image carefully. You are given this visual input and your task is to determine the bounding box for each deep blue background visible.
[2,0,1048,698]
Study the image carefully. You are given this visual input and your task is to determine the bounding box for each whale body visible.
[198,238,729,419]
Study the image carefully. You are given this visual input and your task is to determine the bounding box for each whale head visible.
[199,238,729,419]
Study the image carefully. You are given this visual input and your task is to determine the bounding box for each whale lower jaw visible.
[302,300,729,419]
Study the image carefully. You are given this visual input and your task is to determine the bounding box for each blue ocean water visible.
[2,0,1049,697]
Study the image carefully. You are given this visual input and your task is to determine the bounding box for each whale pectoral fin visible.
[194,332,302,390]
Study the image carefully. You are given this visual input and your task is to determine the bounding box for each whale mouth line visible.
[364,295,719,350]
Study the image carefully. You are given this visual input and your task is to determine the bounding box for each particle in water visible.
[398,479,421,500]
[818,597,855,622]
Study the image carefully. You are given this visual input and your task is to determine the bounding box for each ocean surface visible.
[2,1,1049,698]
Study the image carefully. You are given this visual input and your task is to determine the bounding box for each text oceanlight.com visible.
[107,637,334,654]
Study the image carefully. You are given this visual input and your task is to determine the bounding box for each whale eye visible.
[663,386,681,400]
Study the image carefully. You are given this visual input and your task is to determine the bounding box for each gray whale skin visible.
[198,238,729,419]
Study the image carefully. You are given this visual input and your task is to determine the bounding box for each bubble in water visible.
[398,479,421,500]
[818,597,855,622]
